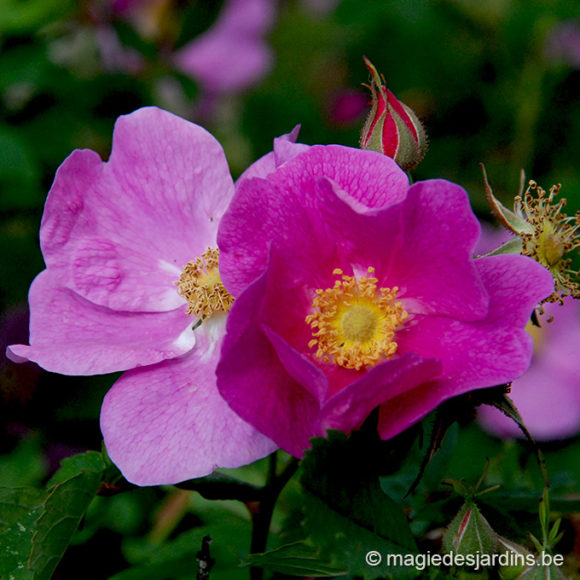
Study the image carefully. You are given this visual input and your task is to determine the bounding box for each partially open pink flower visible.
[360,58,427,172]
[7,107,276,485]
[216,146,554,457]
[173,0,276,94]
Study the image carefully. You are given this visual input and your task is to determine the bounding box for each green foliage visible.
[244,541,348,577]
[0,487,46,580]
[46,450,107,487]
[30,469,103,579]
[301,430,417,553]
[276,430,420,579]
[110,530,208,580]
[0,451,109,579]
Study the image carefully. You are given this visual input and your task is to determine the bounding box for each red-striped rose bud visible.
[443,501,497,557]
[360,57,427,172]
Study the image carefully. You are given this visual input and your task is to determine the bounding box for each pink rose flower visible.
[475,225,580,440]
[216,146,554,457]
[478,295,580,441]
[173,0,276,95]
[7,107,276,485]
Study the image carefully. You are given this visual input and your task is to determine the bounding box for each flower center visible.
[176,247,234,319]
[341,304,378,343]
[516,181,579,304]
[305,267,408,370]
[541,227,565,268]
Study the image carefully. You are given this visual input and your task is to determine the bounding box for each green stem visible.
[249,454,300,580]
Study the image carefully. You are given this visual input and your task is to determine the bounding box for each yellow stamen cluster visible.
[305,267,408,371]
[176,247,234,319]
[516,181,580,304]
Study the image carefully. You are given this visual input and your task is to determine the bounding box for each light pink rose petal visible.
[175,37,273,94]
[478,364,580,440]
[101,316,277,485]
[216,0,276,34]
[41,107,234,313]
[6,270,194,375]
[173,0,276,93]
[478,297,580,440]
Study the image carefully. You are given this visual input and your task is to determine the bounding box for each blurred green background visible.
[1,0,579,578]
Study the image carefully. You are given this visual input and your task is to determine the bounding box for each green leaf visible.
[243,541,348,577]
[29,469,103,580]
[302,430,417,550]
[299,430,419,579]
[303,492,418,579]
[0,487,47,580]
[46,451,107,488]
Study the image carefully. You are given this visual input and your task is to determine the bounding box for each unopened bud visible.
[496,535,534,580]
[443,501,497,557]
[517,561,566,579]
[360,57,427,172]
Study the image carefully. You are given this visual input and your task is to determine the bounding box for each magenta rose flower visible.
[216,146,554,457]
[7,107,276,485]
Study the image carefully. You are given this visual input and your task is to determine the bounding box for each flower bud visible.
[495,535,534,580]
[360,57,427,172]
[443,501,497,557]
[517,561,566,579]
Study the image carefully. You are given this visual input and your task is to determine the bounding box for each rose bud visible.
[360,56,428,172]
[443,501,497,558]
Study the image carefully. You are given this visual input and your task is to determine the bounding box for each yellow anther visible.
[176,247,234,320]
[305,266,408,370]
[516,181,579,305]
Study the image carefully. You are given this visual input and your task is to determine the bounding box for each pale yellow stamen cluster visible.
[176,247,234,319]
[516,181,580,304]
[305,267,408,370]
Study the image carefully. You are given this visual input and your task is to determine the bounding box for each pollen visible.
[176,247,234,319]
[516,181,580,304]
[305,267,408,370]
